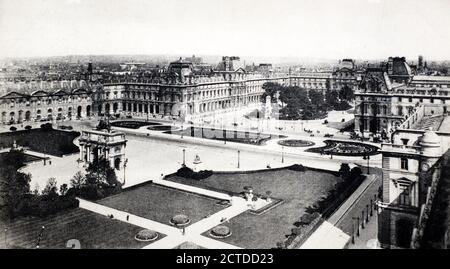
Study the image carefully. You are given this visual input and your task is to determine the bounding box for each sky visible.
[1,0,450,61]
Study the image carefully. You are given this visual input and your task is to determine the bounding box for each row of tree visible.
[261,82,354,120]
[0,149,122,221]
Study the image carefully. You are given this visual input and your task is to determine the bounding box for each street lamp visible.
[182,149,186,166]
[36,226,45,249]
[237,150,240,169]
[370,199,374,216]
[181,124,184,139]
[4,228,7,249]
[366,205,370,222]
[366,154,370,174]
[361,211,365,229]
[352,217,360,237]
[281,146,284,164]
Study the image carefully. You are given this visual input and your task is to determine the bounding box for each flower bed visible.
[306,140,379,156]
[170,214,190,226]
[147,125,175,131]
[277,139,315,147]
[209,225,232,238]
[111,121,161,129]
[134,229,159,242]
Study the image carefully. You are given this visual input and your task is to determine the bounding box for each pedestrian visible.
[126,215,129,221]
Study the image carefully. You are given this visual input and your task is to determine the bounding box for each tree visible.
[42,178,58,196]
[59,184,68,196]
[339,85,354,101]
[261,82,281,103]
[70,171,85,189]
[85,157,121,188]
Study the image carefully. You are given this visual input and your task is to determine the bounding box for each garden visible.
[0,126,80,157]
[111,120,162,129]
[0,208,159,249]
[165,127,286,145]
[277,139,315,147]
[306,140,379,156]
[167,167,343,248]
[97,182,226,226]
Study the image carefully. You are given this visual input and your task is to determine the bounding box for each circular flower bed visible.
[147,125,175,131]
[209,225,232,238]
[134,229,159,242]
[170,214,190,226]
[278,139,315,147]
[306,140,379,156]
[177,242,202,249]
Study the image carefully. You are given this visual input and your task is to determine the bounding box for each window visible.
[401,139,409,146]
[398,184,411,206]
[409,97,413,102]
[400,158,409,170]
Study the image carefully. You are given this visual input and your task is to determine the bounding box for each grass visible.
[0,129,80,157]
[0,208,159,249]
[111,121,161,129]
[0,152,44,164]
[167,168,341,249]
[164,127,286,145]
[97,182,226,226]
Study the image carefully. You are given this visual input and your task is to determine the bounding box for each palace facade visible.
[0,56,363,125]
[354,57,450,138]
[0,80,96,124]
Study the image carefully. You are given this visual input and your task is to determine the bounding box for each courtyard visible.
[0,128,80,157]
[0,208,160,249]
[97,182,227,227]
[166,168,342,248]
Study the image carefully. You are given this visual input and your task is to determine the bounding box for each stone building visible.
[0,80,96,125]
[378,116,450,248]
[78,128,127,171]
[354,57,450,138]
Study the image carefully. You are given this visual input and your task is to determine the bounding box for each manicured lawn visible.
[0,152,44,164]
[111,121,161,129]
[167,168,341,249]
[164,127,286,145]
[0,208,159,249]
[97,182,226,226]
[0,129,80,157]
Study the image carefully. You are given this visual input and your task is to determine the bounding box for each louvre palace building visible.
[355,57,450,139]
[0,56,359,125]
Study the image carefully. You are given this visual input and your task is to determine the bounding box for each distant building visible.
[354,57,450,138]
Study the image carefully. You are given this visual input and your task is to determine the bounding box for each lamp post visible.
[36,226,45,249]
[366,205,370,222]
[281,146,284,164]
[4,228,7,249]
[353,217,360,237]
[181,124,184,139]
[370,199,374,216]
[182,149,186,166]
[366,154,370,174]
[237,150,240,169]
[361,211,365,229]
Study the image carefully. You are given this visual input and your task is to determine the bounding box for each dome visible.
[420,128,441,147]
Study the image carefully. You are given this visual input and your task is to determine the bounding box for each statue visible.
[193,155,202,164]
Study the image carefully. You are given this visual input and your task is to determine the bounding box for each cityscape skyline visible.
[1,0,450,61]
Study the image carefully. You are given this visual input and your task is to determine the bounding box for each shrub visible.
[323,119,328,124]
[24,125,32,130]
[9,126,17,132]
[175,166,213,180]
[40,123,53,131]
[288,164,306,172]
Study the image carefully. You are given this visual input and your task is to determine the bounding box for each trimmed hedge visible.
[175,166,213,180]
